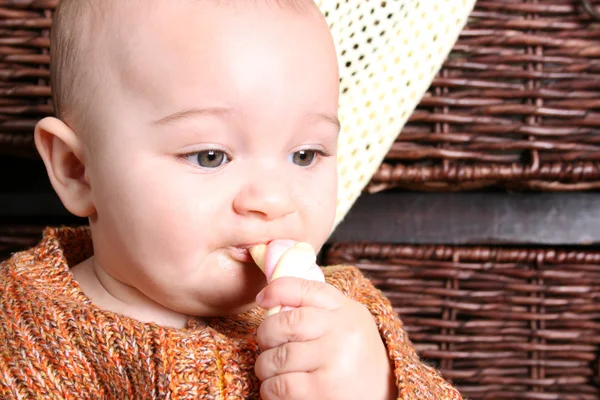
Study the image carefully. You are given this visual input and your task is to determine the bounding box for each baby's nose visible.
[232,171,295,220]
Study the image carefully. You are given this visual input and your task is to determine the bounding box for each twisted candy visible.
[250,240,325,316]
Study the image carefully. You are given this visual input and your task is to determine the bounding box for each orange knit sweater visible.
[0,227,462,399]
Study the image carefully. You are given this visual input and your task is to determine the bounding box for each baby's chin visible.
[165,297,261,321]
[155,278,266,320]
[202,301,260,318]
[128,251,268,322]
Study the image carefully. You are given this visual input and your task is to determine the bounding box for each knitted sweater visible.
[0,227,462,399]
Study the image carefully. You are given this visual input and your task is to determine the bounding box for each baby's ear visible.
[34,117,95,218]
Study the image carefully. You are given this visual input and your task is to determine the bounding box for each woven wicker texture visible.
[326,242,600,400]
[0,1,53,158]
[369,0,600,194]
[0,0,475,229]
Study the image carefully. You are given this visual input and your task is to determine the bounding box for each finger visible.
[256,276,345,312]
[260,372,314,400]
[257,306,330,350]
[255,340,321,381]
[263,266,325,316]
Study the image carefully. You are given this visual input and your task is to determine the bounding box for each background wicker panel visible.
[368,0,600,193]
[0,0,55,158]
[326,242,600,400]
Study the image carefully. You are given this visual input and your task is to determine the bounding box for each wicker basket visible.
[0,0,55,158]
[367,0,600,193]
[326,242,600,400]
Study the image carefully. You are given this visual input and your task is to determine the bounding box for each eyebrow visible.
[152,107,341,132]
[152,107,235,125]
[318,113,341,132]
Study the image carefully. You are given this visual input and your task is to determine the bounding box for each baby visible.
[0,0,462,399]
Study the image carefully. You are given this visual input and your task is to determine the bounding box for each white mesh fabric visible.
[315,0,477,231]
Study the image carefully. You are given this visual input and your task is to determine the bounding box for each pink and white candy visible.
[250,239,325,316]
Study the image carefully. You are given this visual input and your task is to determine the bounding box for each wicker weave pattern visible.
[0,0,54,157]
[326,242,600,400]
[369,0,600,193]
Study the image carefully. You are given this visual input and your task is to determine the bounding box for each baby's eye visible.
[291,150,318,167]
[186,150,230,169]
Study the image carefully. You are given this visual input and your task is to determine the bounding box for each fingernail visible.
[256,289,265,305]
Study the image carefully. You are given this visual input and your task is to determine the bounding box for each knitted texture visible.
[0,227,462,399]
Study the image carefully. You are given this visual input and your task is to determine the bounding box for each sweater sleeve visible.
[323,265,463,400]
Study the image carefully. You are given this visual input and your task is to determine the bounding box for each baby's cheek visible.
[302,189,336,227]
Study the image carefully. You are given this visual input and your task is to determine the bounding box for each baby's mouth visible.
[226,246,254,263]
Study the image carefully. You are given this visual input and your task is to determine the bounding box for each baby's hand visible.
[254,276,397,400]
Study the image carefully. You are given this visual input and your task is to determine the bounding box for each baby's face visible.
[82,2,339,317]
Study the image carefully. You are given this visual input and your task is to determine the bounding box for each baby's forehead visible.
[79,0,317,36]
[53,0,325,133]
